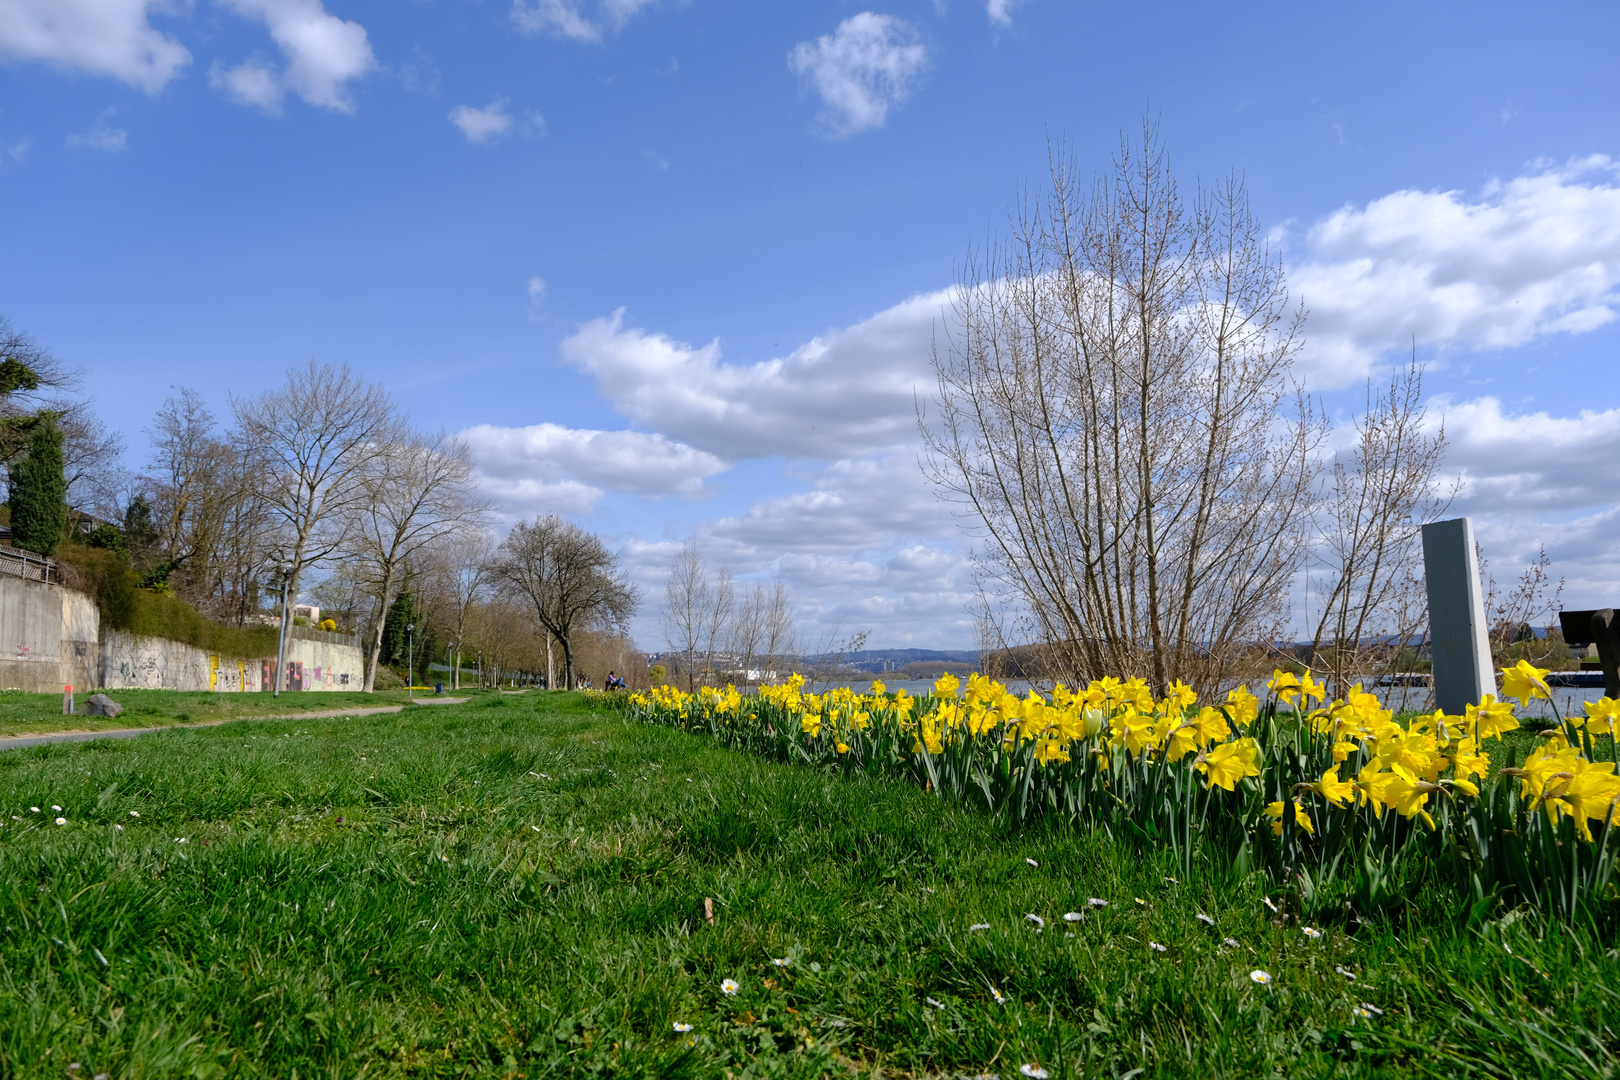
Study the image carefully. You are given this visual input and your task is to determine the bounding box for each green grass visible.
[0,688,440,738]
[0,692,1614,1078]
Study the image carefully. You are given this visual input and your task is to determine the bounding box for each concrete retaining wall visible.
[0,568,364,693]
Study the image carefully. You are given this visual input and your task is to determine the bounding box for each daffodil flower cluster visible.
[626,658,1620,918]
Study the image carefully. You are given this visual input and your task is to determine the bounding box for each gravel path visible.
[0,699,474,752]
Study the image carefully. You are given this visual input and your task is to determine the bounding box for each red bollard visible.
[64,685,73,715]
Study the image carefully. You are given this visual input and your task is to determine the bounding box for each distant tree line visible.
[0,325,640,691]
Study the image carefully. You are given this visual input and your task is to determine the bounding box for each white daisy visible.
[1087,897,1108,908]
[1149,941,1167,953]
[1335,965,1357,980]
[970,923,990,931]
[1196,913,1215,927]
[771,957,790,967]
[926,997,945,1009]
[721,978,739,996]
[1249,970,1272,985]
[51,805,61,812]
[1063,912,1083,922]
[1019,1066,1049,1078]
[1262,897,1279,914]
[1025,858,1039,868]
[673,1022,693,1032]
[1303,926,1322,940]
[1222,937,1240,949]
[1025,913,1045,929]
[129,811,139,817]
[991,987,1007,1005]
[55,817,66,826]
[1359,1002,1384,1016]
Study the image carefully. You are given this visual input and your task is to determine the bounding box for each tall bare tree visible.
[232,362,400,610]
[923,124,1324,693]
[1307,358,1452,696]
[348,429,489,691]
[493,515,637,689]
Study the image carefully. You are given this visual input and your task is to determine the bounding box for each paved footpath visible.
[0,698,471,752]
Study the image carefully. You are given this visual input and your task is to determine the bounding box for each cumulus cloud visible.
[65,109,127,151]
[1293,156,1620,386]
[511,0,659,43]
[214,0,376,113]
[560,291,947,462]
[788,12,928,139]
[1439,397,1620,515]
[449,99,512,143]
[462,422,730,502]
[986,0,1029,25]
[0,0,190,93]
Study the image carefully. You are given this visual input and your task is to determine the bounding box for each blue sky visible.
[3,0,1619,649]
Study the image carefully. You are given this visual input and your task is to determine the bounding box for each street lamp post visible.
[406,623,415,700]
[273,561,291,699]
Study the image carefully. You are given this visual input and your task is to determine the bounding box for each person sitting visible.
[605,671,625,690]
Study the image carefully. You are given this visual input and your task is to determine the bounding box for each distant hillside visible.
[816,648,979,674]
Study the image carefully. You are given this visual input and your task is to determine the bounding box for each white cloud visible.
[986,0,1029,25]
[215,0,376,113]
[65,109,127,151]
[1439,396,1620,515]
[1293,156,1620,386]
[510,0,658,43]
[560,291,947,462]
[462,422,730,501]
[210,59,282,111]
[526,276,547,320]
[0,0,190,93]
[788,12,928,139]
[449,99,513,143]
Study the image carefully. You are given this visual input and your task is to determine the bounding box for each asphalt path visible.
[0,697,472,752]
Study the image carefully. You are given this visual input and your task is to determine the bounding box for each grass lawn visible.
[0,688,451,739]
[0,692,1611,1078]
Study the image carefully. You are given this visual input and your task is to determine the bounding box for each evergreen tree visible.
[8,415,67,556]
[380,591,418,669]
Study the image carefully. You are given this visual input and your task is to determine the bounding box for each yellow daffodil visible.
[1315,767,1354,807]
[1500,659,1552,706]
[1197,738,1261,791]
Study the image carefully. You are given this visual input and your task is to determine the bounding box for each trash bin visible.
[435,681,444,695]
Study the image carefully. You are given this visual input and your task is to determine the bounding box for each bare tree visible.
[760,576,797,680]
[1307,358,1453,696]
[662,539,714,690]
[232,362,400,610]
[348,429,489,691]
[1479,543,1566,671]
[493,515,638,689]
[139,389,247,598]
[923,124,1324,693]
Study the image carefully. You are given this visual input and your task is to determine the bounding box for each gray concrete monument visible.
[1421,517,1496,713]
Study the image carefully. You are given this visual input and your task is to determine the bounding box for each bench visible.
[1558,609,1619,699]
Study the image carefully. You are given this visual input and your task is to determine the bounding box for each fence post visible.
[1421,517,1495,713]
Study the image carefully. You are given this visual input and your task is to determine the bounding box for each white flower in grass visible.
[1249,970,1272,985]
[1025,858,1039,868]
[991,987,1007,1005]
[1222,937,1240,949]
[771,957,790,967]
[672,1022,693,1032]
[970,923,990,931]
[1149,941,1167,953]
[1063,912,1083,922]
[1359,1001,1384,1016]
[926,997,945,1009]
[129,811,139,818]
[1020,1066,1050,1078]
[1163,876,1178,884]
[175,837,187,844]
[1352,1005,1373,1019]
[29,807,38,813]
[1303,926,1322,940]
[720,978,739,996]
[1196,913,1215,927]
[1024,913,1045,929]
[1335,965,1357,980]
[1087,898,1108,908]
[1262,897,1279,914]
[51,805,61,812]
[114,825,123,831]
[55,818,66,826]
[1134,897,1147,906]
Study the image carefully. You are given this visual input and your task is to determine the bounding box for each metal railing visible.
[0,547,57,584]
